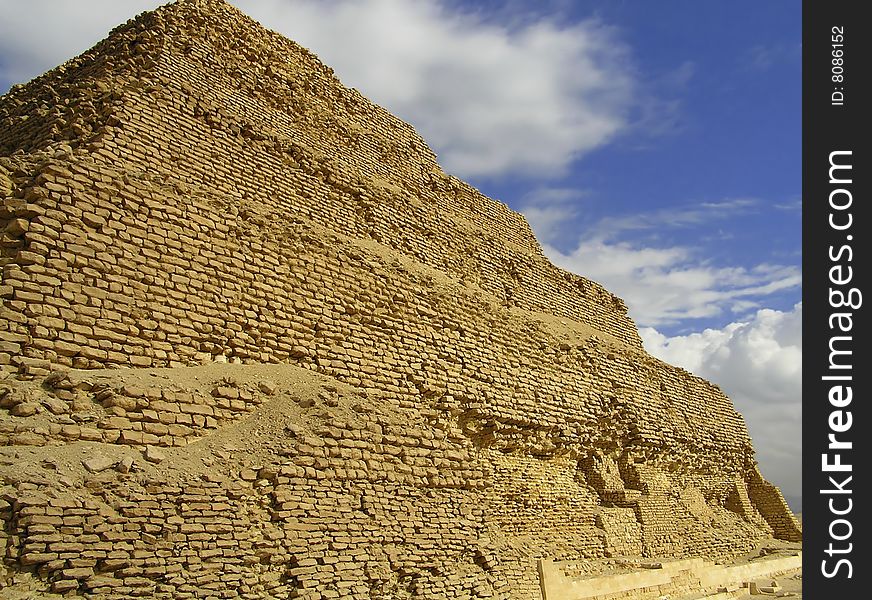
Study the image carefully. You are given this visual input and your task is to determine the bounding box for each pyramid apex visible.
[186,0,236,9]
[177,0,229,5]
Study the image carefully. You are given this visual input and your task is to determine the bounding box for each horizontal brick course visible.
[0,0,798,598]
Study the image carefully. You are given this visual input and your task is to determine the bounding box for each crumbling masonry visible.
[0,0,800,598]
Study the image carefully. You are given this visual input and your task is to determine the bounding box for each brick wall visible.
[0,0,800,597]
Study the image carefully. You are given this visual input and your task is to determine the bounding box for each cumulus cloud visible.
[532,197,800,327]
[543,237,800,328]
[1,0,638,180]
[232,0,637,179]
[640,303,802,501]
[535,195,802,506]
[0,0,165,86]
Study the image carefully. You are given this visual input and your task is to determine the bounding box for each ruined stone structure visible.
[0,0,800,598]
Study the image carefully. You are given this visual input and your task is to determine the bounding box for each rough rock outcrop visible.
[0,0,800,598]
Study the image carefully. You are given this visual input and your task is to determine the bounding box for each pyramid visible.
[0,0,800,597]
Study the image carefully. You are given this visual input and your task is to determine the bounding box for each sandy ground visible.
[1,363,803,598]
[778,569,802,597]
[742,568,801,598]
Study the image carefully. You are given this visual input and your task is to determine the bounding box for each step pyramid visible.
[0,0,800,597]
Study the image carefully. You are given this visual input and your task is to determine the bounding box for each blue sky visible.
[466,0,802,335]
[0,0,802,507]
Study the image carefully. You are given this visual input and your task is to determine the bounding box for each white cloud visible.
[774,198,802,212]
[0,1,165,85]
[0,0,640,179]
[543,237,801,327]
[591,198,757,240]
[229,0,636,179]
[640,303,801,500]
[531,197,800,327]
[534,194,802,503]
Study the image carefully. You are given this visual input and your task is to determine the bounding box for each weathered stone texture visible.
[0,0,799,598]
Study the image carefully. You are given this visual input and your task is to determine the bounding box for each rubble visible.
[0,0,799,597]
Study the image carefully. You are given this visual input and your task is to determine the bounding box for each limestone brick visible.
[0,0,799,598]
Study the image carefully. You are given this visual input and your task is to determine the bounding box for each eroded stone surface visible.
[0,0,799,598]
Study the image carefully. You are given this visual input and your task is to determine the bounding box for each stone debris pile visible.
[0,0,799,598]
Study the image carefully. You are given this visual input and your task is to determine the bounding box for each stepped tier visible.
[0,1,799,598]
